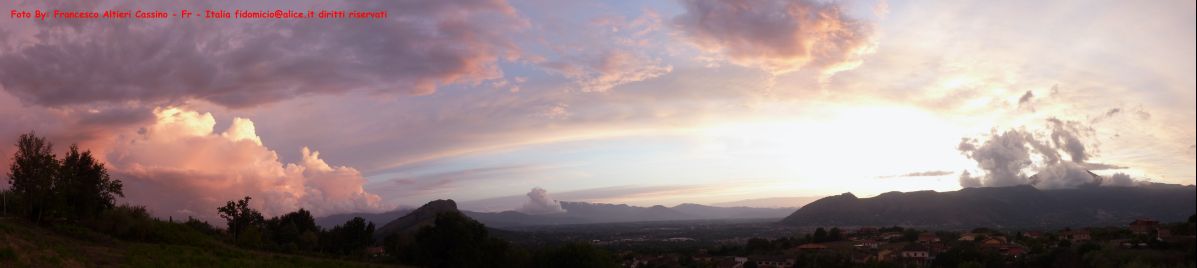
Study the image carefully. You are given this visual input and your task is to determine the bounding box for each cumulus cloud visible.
[673,0,874,74]
[517,187,566,215]
[1104,172,1141,187]
[0,0,525,108]
[959,170,982,188]
[957,118,1125,189]
[1046,118,1092,163]
[958,130,1035,187]
[1028,162,1101,189]
[107,107,382,221]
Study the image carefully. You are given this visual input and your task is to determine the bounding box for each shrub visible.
[0,246,17,261]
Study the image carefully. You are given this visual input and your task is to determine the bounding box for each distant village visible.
[615,217,1197,268]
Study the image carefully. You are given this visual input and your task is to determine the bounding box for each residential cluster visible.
[617,218,1196,268]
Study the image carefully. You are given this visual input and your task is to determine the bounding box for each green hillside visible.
[0,217,393,268]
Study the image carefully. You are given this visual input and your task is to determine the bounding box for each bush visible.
[86,205,220,247]
[236,226,265,249]
[183,217,222,237]
[0,246,17,261]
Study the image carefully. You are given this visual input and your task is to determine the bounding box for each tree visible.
[829,227,843,241]
[408,212,513,267]
[57,144,123,220]
[7,132,58,222]
[6,133,124,223]
[266,208,321,251]
[813,227,828,243]
[322,217,375,255]
[218,196,265,240]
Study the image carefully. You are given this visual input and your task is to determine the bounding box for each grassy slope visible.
[0,217,396,268]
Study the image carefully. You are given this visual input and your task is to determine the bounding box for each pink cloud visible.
[105,108,382,221]
[673,0,874,74]
[535,10,672,92]
[554,50,673,93]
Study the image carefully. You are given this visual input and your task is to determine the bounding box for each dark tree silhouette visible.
[218,196,265,240]
[265,208,321,251]
[321,216,374,254]
[57,144,123,219]
[7,132,59,222]
[829,227,843,241]
[6,133,124,223]
[407,212,516,267]
[813,227,829,242]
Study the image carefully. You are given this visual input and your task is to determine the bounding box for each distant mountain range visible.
[710,196,819,208]
[464,202,794,228]
[781,184,1197,228]
[315,208,412,229]
[319,201,794,229]
[321,183,1196,232]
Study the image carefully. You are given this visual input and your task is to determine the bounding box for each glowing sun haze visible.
[1,0,1193,219]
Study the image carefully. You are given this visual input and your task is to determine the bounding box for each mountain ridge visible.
[332,200,796,229]
[315,208,413,229]
[781,184,1196,228]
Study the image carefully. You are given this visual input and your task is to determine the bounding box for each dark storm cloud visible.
[0,0,526,108]
[73,106,156,128]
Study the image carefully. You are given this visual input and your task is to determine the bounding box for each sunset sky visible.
[1,0,1194,221]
